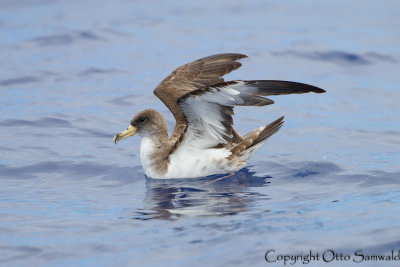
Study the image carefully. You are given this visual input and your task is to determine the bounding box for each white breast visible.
[139,136,161,178]
[139,135,244,179]
[166,136,246,179]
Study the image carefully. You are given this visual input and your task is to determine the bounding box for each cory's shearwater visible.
[114,53,325,179]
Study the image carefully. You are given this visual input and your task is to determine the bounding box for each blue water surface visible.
[1,0,400,266]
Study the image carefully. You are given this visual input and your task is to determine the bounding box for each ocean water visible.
[1,0,400,266]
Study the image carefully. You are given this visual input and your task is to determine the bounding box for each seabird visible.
[114,53,325,179]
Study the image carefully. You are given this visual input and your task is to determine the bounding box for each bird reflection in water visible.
[134,167,271,220]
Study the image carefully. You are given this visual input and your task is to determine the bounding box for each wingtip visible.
[225,53,248,60]
[223,53,248,59]
[313,87,326,93]
[267,116,285,128]
[277,116,285,125]
[236,54,248,62]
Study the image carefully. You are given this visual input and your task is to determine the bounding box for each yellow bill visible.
[114,125,137,144]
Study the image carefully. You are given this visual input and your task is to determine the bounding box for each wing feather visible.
[178,80,325,148]
[153,53,247,125]
[152,53,325,154]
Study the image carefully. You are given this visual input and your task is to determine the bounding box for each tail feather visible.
[229,116,285,159]
[252,116,285,147]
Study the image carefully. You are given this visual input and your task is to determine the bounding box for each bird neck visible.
[139,132,169,177]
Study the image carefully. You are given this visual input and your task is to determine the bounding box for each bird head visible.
[114,109,167,143]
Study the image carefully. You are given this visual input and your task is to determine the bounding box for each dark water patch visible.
[107,94,152,106]
[179,187,207,192]
[71,128,113,139]
[39,70,58,76]
[0,160,140,185]
[101,27,130,37]
[30,31,105,46]
[0,117,71,128]
[365,52,398,63]
[78,67,126,76]
[0,161,72,179]
[255,161,343,179]
[40,250,76,261]
[314,51,370,64]
[0,146,14,151]
[133,209,175,221]
[302,164,400,187]
[101,165,144,187]
[0,0,50,8]
[273,50,397,65]
[0,245,42,264]
[381,130,400,136]
[363,240,400,254]
[302,170,400,188]
[108,94,137,106]
[0,76,40,86]
[0,71,60,87]
[272,50,368,65]
[354,170,400,187]
[31,34,74,46]
[253,160,400,188]
[291,161,343,175]
[77,31,104,41]
[294,170,318,177]
[18,145,61,157]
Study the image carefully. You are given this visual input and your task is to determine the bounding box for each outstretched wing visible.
[153,53,247,125]
[153,53,325,152]
[177,80,325,148]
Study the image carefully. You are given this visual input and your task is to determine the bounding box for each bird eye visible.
[139,117,147,123]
